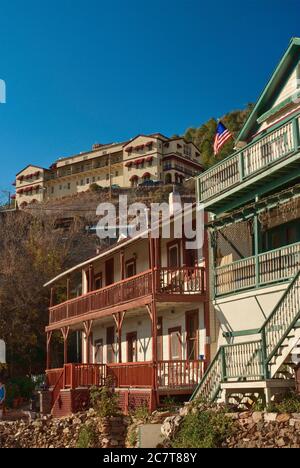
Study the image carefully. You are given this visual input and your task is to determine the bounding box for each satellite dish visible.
[0,340,6,364]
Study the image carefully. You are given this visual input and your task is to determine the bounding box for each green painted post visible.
[221,346,227,382]
[292,117,299,151]
[254,213,260,288]
[261,330,269,379]
[238,152,245,181]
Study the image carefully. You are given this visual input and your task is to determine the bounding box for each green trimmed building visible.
[193,38,300,404]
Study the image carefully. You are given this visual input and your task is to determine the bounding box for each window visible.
[67,183,71,190]
[167,241,181,267]
[106,174,109,181]
[51,187,54,194]
[59,185,62,190]
[115,171,119,177]
[81,180,84,186]
[94,273,103,290]
[264,220,300,251]
[183,144,191,157]
[92,177,95,183]
[86,178,90,184]
[125,258,136,278]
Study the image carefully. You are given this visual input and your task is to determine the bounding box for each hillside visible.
[184,103,254,168]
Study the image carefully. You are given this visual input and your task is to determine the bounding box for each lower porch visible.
[45,302,208,416]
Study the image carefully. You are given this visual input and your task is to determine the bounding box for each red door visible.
[169,327,182,360]
[127,332,138,362]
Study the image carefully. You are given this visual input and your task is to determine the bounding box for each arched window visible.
[142,172,151,181]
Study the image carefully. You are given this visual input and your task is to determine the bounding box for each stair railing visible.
[192,269,300,402]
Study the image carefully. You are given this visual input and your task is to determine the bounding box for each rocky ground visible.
[160,403,300,449]
[3,405,300,448]
[0,408,177,449]
[0,409,128,448]
[224,411,300,448]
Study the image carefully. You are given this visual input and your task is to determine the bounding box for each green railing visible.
[191,348,223,402]
[222,341,264,381]
[215,241,300,296]
[192,269,300,402]
[196,114,300,203]
[262,270,300,365]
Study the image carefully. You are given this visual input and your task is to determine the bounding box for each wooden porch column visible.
[83,320,93,364]
[88,265,94,292]
[61,327,70,365]
[151,301,158,391]
[120,250,125,280]
[154,237,161,291]
[113,312,126,363]
[46,331,53,370]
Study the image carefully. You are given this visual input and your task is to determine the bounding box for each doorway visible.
[127,332,138,362]
[105,258,114,286]
[168,327,182,360]
[94,339,103,364]
[186,310,199,361]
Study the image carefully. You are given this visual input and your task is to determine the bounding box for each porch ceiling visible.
[207,181,300,229]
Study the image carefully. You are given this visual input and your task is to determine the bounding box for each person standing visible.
[0,379,6,420]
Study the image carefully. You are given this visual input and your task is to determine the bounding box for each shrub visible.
[89,183,102,193]
[172,410,233,449]
[90,384,120,419]
[4,376,38,408]
[77,424,98,448]
[127,427,138,448]
[131,404,150,423]
[268,392,300,414]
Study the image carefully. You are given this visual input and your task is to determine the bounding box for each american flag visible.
[214,122,233,155]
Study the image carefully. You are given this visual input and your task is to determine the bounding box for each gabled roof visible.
[16,164,49,177]
[237,37,300,143]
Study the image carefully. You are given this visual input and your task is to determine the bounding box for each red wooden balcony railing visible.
[107,362,153,388]
[157,360,204,389]
[159,267,205,294]
[49,269,153,325]
[46,360,204,393]
[49,267,206,326]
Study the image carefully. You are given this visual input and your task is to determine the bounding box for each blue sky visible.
[0,0,299,193]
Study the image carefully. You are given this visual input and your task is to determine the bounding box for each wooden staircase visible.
[191,269,300,403]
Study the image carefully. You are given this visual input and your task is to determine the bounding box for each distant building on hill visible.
[13,133,203,209]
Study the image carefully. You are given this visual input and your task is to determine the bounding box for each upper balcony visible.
[47,266,206,330]
[195,114,300,214]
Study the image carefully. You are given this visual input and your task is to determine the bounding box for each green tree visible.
[184,103,254,168]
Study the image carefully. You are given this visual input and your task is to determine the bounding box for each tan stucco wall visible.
[214,282,290,347]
